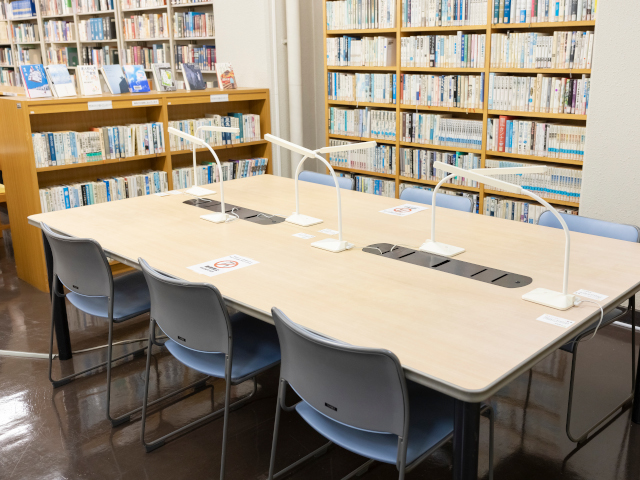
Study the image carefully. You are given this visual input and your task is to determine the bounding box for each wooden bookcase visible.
[0,86,271,291]
[322,0,594,212]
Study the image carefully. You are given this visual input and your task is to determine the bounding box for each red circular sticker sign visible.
[214,260,239,269]
[394,207,412,213]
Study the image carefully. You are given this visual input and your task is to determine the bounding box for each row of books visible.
[354,174,396,197]
[77,0,115,13]
[122,13,169,39]
[329,107,397,141]
[399,74,484,109]
[175,44,215,71]
[402,0,488,27]
[41,0,74,16]
[327,72,396,104]
[125,44,167,68]
[167,114,261,150]
[8,0,36,18]
[326,0,396,30]
[79,17,118,41]
[17,45,41,64]
[488,74,589,115]
[485,159,581,203]
[326,36,396,68]
[327,139,396,174]
[0,46,11,65]
[487,116,585,160]
[399,148,480,186]
[82,45,118,67]
[172,158,268,189]
[401,34,486,69]
[43,20,75,43]
[12,23,38,43]
[46,46,77,66]
[401,183,480,213]
[31,122,165,168]
[122,0,166,10]
[483,196,576,223]
[173,11,213,38]
[39,171,169,213]
[492,0,596,24]
[0,66,18,85]
[490,31,594,70]
[401,113,483,149]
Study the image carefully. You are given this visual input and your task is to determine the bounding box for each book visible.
[122,64,151,93]
[181,62,205,91]
[327,72,396,105]
[100,65,129,94]
[77,65,102,95]
[168,113,261,150]
[151,62,175,91]
[327,0,397,29]
[397,112,482,149]
[401,34,486,68]
[399,74,484,109]
[172,157,269,189]
[326,36,396,67]
[328,139,396,175]
[398,147,480,186]
[45,64,76,97]
[19,64,52,99]
[329,107,398,141]
[215,62,237,90]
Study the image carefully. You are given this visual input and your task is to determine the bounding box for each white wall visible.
[580,1,640,226]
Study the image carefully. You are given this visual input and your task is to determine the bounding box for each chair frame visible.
[44,224,148,428]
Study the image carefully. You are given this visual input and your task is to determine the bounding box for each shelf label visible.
[132,99,159,106]
[210,94,229,103]
[536,314,575,329]
[88,100,112,111]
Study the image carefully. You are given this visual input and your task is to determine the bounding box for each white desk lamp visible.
[264,134,375,252]
[167,126,238,223]
[430,161,575,311]
[167,125,239,199]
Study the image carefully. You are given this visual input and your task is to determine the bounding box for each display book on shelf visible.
[0,87,272,292]
[322,0,593,220]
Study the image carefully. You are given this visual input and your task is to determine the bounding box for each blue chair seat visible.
[295,380,454,465]
[164,312,281,384]
[299,170,354,190]
[400,187,473,213]
[66,271,150,323]
[560,306,627,353]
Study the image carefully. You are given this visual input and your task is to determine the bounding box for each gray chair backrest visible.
[400,187,473,213]
[299,170,354,190]
[538,211,640,243]
[139,258,231,354]
[272,307,408,436]
[42,222,112,297]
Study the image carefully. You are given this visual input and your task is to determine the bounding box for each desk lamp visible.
[264,134,375,252]
[168,126,238,223]
[431,161,575,310]
[167,125,239,199]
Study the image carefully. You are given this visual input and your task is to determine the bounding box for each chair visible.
[138,259,281,478]
[299,170,354,190]
[267,307,493,480]
[538,210,639,443]
[42,223,151,427]
[400,187,473,213]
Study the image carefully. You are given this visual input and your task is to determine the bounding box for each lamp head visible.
[433,161,524,195]
[264,134,316,157]
[472,166,548,176]
[316,141,377,154]
[198,125,240,133]
[168,127,206,147]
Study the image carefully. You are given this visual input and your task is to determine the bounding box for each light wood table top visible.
[28,175,640,402]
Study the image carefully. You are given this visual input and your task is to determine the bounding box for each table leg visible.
[43,232,72,361]
[632,296,640,425]
[453,399,480,480]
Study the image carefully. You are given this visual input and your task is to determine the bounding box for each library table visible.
[29,174,640,480]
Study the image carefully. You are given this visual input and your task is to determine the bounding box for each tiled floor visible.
[0,233,639,480]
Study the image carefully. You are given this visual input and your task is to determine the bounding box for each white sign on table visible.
[188,254,259,277]
[379,203,428,217]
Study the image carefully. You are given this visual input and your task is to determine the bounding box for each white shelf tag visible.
[132,99,159,106]
[573,289,608,301]
[536,314,575,328]
[88,100,112,111]
[210,94,229,103]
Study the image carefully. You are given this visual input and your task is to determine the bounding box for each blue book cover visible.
[20,64,51,98]
[122,65,150,93]
[101,65,129,94]
[504,0,511,22]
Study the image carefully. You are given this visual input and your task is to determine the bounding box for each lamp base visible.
[522,288,576,311]
[418,240,465,257]
[186,186,216,197]
[311,238,354,253]
[200,213,234,224]
[285,213,323,227]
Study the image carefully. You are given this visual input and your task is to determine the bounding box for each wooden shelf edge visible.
[485,151,584,166]
[326,28,397,35]
[399,141,483,154]
[401,25,488,32]
[328,134,397,145]
[36,154,159,172]
[491,20,596,29]
[488,110,587,120]
[484,189,580,207]
[399,104,483,114]
[170,139,267,156]
[490,68,591,74]
[328,100,396,108]
[332,166,396,179]
[399,176,481,192]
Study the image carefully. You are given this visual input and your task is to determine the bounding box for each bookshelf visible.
[0,87,271,291]
[322,0,594,215]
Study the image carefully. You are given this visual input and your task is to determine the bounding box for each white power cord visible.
[566,297,605,346]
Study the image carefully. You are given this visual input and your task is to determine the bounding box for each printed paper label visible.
[210,94,229,103]
[132,99,159,106]
[574,289,608,302]
[293,233,315,239]
[379,203,428,217]
[536,314,575,328]
[168,190,184,195]
[318,228,339,235]
[154,192,170,197]
[188,254,258,277]
[88,100,112,111]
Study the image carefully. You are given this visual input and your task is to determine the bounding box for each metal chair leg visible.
[220,356,232,480]
[566,300,636,443]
